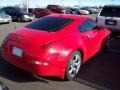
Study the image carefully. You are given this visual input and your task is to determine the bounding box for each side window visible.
[82,21,92,31]
[82,19,97,32]
[87,19,97,29]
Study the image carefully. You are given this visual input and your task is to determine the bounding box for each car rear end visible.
[1,32,63,78]
[1,16,74,79]
[97,5,120,35]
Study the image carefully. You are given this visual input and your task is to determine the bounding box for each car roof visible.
[47,14,89,22]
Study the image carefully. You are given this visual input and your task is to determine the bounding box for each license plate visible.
[12,47,22,57]
[105,20,117,26]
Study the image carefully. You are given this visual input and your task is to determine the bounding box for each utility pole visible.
[78,0,81,8]
[26,0,29,13]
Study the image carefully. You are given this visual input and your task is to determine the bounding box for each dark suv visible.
[47,5,65,13]
[2,7,35,22]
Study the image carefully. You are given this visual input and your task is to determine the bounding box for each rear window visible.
[100,6,120,17]
[26,17,73,32]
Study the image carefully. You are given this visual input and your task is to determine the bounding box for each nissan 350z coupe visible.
[1,14,111,80]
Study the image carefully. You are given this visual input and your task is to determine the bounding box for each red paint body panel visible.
[1,14,111,79]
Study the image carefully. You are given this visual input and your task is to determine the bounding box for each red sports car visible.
[1,14,111,80]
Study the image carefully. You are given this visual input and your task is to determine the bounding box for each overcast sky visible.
[0,0,119,8]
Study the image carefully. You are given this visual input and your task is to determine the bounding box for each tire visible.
[65,51,82,80]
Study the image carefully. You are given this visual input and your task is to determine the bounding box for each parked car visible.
[34,8,56,18]
[0,9,11,23]
[80,7,99,14]
[97,5,120,36]
[1,14,111,80]
[65,8,81,15]
[2,7,35,22]
[87,8,99,14]
[47,5,65,13]
[79,9,90,15]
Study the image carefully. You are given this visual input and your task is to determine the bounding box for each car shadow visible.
[75,37,120,90]
[0,55,49,83]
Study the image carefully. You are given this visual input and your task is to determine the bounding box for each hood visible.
[9,28,58,46]
[0,14,10,18]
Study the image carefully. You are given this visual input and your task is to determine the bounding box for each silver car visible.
[97,5,120,35]
[0,10,12,23]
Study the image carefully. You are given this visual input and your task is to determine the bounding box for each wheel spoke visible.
[74,60,80,66]
[73,67,76,73]
[69,67,74,74]
[73,54,80,63]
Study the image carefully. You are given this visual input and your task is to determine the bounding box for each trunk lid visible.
[9,28,55,46]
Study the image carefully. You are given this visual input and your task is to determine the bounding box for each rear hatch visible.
[6,28,55,58]
[9,28,54,46]
[97,6,120,30]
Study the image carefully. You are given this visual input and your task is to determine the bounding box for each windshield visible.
[26,16,73,32]
[100,7,120,17]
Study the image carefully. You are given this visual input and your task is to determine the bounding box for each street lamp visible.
[26,0,29,13]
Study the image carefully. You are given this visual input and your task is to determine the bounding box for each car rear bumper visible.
[1,42,65,79]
